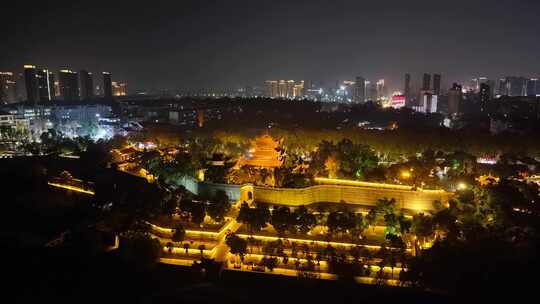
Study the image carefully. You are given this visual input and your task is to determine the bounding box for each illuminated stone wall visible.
[252,185,451,212]
[175,176,451,211]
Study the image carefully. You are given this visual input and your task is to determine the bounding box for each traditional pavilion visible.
[235,134,283,169]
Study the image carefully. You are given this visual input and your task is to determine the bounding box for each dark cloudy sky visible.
[2,0,540,92]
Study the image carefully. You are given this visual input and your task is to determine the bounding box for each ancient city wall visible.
[175,176,451,212]
[252,185,450,212]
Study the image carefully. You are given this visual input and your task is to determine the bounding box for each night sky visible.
[2,0,540,92]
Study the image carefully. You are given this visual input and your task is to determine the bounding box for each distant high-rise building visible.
[404,73,411,100]
[448,83,462,115]
[265,80,279,98]
[286,80,295,98]
[278,80,287,98]
[79,70,94,100]
[24,65,39,103]
[486,79,495,98]
[504,76,527,96]
[102,72,112,98]
[376,79,386,100]
[433,74,441,95]
[479,83,490,112]
[416,92,438,113]
[36,69,53,101]
[54,81,60,97]
[293,81,304,98]
[0,72,17,104]
[265,80,303,98]
[353,76,366,103]
[365,81,377,101]
[59,69,79,101]
[48,72,56,99]
[112,81,127,96]
[471,77,488,93]
[422,73,431,91]
[497,78,507,96]
[526,78,538,96]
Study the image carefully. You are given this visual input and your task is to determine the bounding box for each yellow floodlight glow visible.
[47,182,95,195]
[457,182,467,190]
[401,171,411,179]
[315,177,412,191]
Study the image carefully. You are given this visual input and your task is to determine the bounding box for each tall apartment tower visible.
[353,76,366,103]
[36,69,53,101]
[376,79,386,100]
[48,72,56,98]
[433,74,441,95]
[448,83,463,115]
[404,73,411,99]
[24,65,39,103]
[422,73,431,91]
[265,80,279,98]
[0,72,17,104]
[79,70,94,100]
[59,69,79,101]
[102,72,113,98]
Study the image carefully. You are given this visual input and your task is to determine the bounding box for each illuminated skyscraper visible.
[54,81,61,97]
[36,69,53,101]
[471,77,488,93]
[0,72,17,104]
[365,81,377,101]
[112,81,127,96]
[102,72,112,98]
[265,80,303,99]
[265,80,279,98]
[24,65,39,103]
[376,79,386,100]
[433,74,441,95]
[59,69,79,101]
[526,78,538,96]
[504,76,527,96]
[278,80,286,98]
[48,72,56,99]
[286,80,295,98]
[353,76,366,103]
[79,70,94,100]
[497,78,507,96]
[293,81,304,98]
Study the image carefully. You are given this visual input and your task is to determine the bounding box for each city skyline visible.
[2,0,540,92]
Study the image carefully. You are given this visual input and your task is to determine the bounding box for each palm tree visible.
[198,244,206,258]
[183,243,190,255]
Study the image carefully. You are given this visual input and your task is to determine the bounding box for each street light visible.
[457,182,467,190]
[401,170,411,179]
[401,168,413,179]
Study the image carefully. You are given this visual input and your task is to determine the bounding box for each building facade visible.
[102,72,113,98]
[0,72,17,104]
[79,70,94,100]
[24,65,39,103]
[59,69,79,101]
